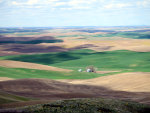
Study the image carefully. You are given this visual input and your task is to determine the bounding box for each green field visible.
[0,91,31,105]
[91,31,150,39]
[1,49,150,72]
[0,66,118,79]
[56,31,150,39]
[0,39,63,44]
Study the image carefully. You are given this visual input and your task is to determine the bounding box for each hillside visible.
[59,72,150,92]
[0,78,150,105]
[0,90,31,106]
[0,60,71,72]
[1,49,150,72]
[0,66,107,79]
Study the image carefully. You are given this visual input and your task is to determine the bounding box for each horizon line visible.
[0,25,150,28]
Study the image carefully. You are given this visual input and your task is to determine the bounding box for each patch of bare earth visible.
[0,60,72,72]
[96,70,120,74]
[0,78,150,106]
[0,77,14,81]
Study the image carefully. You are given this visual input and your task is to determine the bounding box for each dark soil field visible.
[0,79,150,106]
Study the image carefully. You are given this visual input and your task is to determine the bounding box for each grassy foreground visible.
[3,98,150,113]
[1,49,150,72]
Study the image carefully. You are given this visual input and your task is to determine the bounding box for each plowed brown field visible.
[0,78,150,105]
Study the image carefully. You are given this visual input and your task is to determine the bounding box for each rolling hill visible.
[0,78,150,105]
[1,49,150,72]
[0,90,31,107]
[0,60,71,72]
[59,72,150,92]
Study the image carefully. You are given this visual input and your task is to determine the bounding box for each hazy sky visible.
[0,0,150,27]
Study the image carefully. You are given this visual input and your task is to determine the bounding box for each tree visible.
[86,65,96,73]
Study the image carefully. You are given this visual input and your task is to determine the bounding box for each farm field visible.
[0,66,110,79]
[0,27,150,112]
[1,49,150,72]
[0,90,31,105]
